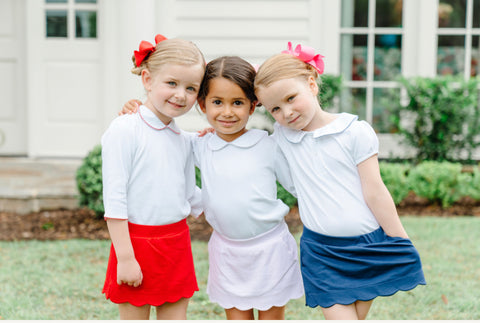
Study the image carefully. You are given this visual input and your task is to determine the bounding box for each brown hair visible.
[131,38,205,76]
[198,56,257,104]
[254,53,318,91]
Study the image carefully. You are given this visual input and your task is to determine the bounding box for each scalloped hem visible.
[208,286,304,311]
[305,277,426,309]
[104,289,198,307]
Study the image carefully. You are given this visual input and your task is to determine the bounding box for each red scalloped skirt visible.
[102,219,199,306]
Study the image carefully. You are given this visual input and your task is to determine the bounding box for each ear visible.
[308,76,319,96]
[141,69,152,91]
[249,101,257,115]
[198,99,207,114]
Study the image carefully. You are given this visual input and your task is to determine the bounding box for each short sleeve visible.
[352,120,379,165]
[274,141,297,197]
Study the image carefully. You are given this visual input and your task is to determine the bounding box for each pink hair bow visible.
[282,41,325,74]
[134,34,168,67]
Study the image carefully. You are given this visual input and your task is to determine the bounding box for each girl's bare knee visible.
[258,305,285,320]
[155,297,190,320]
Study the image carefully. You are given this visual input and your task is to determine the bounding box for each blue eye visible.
[271,107,280,113]
[168,81,176,86]
[287,96,295,102]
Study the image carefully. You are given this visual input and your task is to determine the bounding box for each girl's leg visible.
[321,303,359,320]
[321,300,373,320]
[258,305,285,320]
[155,297,190,320]
[225,307,255,320]
[118,303,151,320]
[355,300,373,320]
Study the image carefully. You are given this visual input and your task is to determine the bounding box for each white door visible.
[26,0,103,157]
[0,0,27,155]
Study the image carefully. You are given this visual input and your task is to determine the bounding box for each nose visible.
[283,106,293,118]
[174,87,186,101]
[222,104,234,117]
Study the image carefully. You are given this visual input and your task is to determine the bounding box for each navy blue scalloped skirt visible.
[300,226,426,308]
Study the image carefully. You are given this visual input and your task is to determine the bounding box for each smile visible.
[217,120,237,127]
[288,116,300,124]
[168,101,185,109]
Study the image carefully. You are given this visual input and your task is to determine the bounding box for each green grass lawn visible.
[0,216,479,320]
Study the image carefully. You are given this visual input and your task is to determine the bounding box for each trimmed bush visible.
[379,162,411,205]
[76,144,104,219]
[276,182,297,208]
[407,161,471,208]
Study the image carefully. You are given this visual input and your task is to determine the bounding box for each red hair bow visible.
[282,41,325,75]
[134,34,168,67]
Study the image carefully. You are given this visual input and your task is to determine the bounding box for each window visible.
[45,0,97,38]
[339,0,403,133]
[437,0,480,78]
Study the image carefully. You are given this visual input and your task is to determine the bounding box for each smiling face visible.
[199,77,255,142]
[142,63,204,125]
[256,76,322,132]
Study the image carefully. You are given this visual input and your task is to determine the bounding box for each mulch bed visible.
[1,193,479,242]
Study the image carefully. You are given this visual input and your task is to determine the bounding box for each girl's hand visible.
[198,127,215,137]
[118,99,142,116]
[116,257,143,287]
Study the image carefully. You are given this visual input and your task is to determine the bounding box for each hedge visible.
[76,145,480,218]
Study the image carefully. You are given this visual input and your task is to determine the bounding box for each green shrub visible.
[379,162,411,205]
[388,76,480,162]
[318,74,343,110]
[76,144,104,218]
[467,166,480,200]
[276,182,297,208]
[407,161,470,208]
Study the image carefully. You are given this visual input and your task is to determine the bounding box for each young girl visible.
[101,34,205,320]
[121,56,304,320]
[254,42,426,320]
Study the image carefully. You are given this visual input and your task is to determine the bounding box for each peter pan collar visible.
[138,105,181,134]
[207,129,267,151]
[278,113,358,143]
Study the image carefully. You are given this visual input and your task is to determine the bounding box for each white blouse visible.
[273,113,380,237]
[101,105,202,225]
[192,129,296,239]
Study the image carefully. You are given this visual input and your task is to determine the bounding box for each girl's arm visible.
[358,154,409,239]
[106,219,143,287]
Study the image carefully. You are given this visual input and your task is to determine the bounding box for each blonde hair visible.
[254,53,318,91]
[131,38,205,76]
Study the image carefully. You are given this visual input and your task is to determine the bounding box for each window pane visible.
[339,87,367,120]
[472,36,479,77]
[474,0,480,28]
[438,0,466,28]
[46,10,67,37]
[76,11,97,38]
[373,88,397,133]
[374,34,402,81]
[75,0,97,3]
[375,0,402,27]
[341,34,367,81]
[437,35,465,75]
[46,0,67,3]
[341,0,369,28]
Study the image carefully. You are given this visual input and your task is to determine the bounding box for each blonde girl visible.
[101,34,205,320]
[254,42,426,320]
[120,56,304,320]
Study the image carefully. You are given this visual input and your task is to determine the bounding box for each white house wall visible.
[0,0,463,159]
[0,0,27,155]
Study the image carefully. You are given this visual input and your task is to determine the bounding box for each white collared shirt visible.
[192,129,295,239]
[101,105,202,225]
[273,113,380,236]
